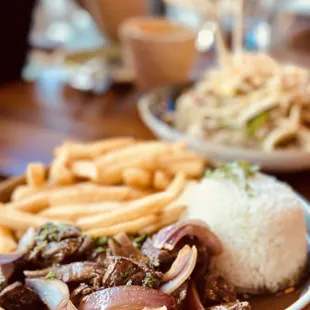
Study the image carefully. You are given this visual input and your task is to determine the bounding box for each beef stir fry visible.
[0,221,250,310]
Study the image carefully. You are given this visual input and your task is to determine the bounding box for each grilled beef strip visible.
[102,256,161,289]
[0,282,46,310]
[22,223,94,268]
[202,274,237,307]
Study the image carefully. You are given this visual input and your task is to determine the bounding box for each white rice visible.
[187,173,308,293]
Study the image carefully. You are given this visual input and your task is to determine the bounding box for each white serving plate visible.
[138,94,310,173]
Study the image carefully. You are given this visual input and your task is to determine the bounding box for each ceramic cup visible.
[119,17,197,89]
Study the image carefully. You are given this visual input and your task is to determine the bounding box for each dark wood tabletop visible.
[0,68,309,200]
[0,68,154,176]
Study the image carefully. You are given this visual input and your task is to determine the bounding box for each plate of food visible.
[138,0,310,172]
[0,138,309,310]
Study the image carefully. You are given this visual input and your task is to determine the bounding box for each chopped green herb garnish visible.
[35,223,66,242]
[45,271,56,280]
[95,247,106,254]
[143,272,157,288]
[120,268,134,280]
[131,234,147,249]
[94,236,108,247]
[246,112,269,138]
[206,161,259,196]
[206,161,259,180]
[238,161,259,177]
[33,240,47,253]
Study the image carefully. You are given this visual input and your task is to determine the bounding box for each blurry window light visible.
[196,21,216,52]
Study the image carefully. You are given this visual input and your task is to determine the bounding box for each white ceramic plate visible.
[138,94,310,172]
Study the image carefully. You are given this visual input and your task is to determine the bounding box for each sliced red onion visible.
[108,232,141,257]
[0,251,26,265]
[162,245,191,283]
[160,246,197,294]
[153,220,222,255]
[187,282,205,310]
[0,227,37,265]
[26,278,76,310]
[79,286,176,310]
[24,267,51,278]
[17,227,36,250]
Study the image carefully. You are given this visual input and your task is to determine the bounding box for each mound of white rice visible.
[187,171,308,293]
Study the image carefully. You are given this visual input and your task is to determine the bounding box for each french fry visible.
[95,142,171,171]
[71,160,97,180]
[122,168,152,189]
[158,151,199,163]
[167,180,198,209]
[11,184,59,202]
[140,205,186,234]
[11,185,38,202]
[6,194,49,213]
[39,201,121,221]
[47,183,149,206]
[0,208,49,230]
[153,170,171,191]
[0,138,204,242]
[0,226,17,253]
[15,229,26,240]
[26,163,46,188]
[77,173,185,230]
[94,156,156,185]
[55,137,136,160]
[49,162,75,185]
[85,214,157,237]
[160,159,205,178]
[49,149,75,185]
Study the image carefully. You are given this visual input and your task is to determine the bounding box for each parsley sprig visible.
[131,234,147,249]
[206,161,259,196]
[45,271,56,280]
[120,267,134,280]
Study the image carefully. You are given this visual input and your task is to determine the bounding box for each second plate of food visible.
[138,75,310,172]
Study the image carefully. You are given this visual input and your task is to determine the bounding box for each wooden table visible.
[0,68,154,176]
[0,68,309,200]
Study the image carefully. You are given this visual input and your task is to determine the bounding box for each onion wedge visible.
[162,245,191,283]
[0,251,26,265]
[153,220,222,255]
[17,227,36,250]
[79,286,176,310]
[0,227,36,265]
[26,278,77,310]
[187,282,205,310]
[160,246,197,294]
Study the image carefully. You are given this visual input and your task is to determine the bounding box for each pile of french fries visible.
[0,138,205,253]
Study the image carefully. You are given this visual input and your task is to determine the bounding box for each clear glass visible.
[165,0,273,53]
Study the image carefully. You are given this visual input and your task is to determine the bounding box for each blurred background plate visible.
[138,89,310,173]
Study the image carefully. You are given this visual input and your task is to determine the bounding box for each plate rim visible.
[138,94,310,172]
